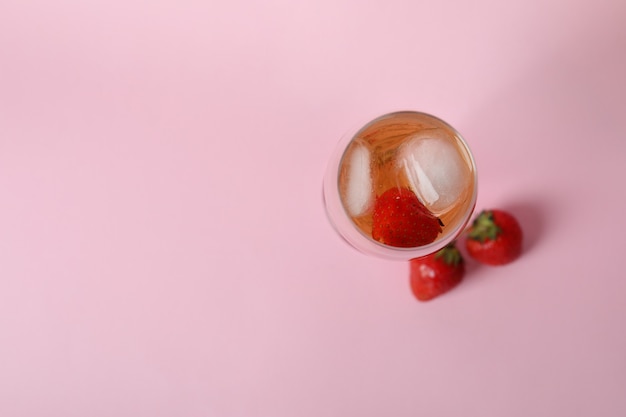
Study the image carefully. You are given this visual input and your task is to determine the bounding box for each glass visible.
[323,111,477,260]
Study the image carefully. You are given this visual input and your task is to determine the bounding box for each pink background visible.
[1,0,626,416]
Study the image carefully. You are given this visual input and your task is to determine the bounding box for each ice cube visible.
[398,135,469,213]
[344,143,372,216]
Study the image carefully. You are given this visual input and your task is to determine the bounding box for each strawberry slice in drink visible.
[371,187,442,248]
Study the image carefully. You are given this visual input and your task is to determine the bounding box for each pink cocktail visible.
[324,111,477,260]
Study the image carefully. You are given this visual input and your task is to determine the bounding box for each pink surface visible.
[1,1,626,416]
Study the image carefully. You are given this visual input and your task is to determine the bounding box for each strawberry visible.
[465,209,523,265]
[409,243,465,301]
[371,187,442,248]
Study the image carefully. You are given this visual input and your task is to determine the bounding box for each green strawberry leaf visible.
[468,210,501,242]
[435,243,463,266]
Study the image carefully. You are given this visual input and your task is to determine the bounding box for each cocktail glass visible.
[323,111,477,260]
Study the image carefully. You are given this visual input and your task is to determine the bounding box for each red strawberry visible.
[371,188,442,248]
[465,209,523,265]
[410,243,465,301]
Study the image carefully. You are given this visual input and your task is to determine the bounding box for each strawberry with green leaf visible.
[410,243,465,301]
[465,209,523,265]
